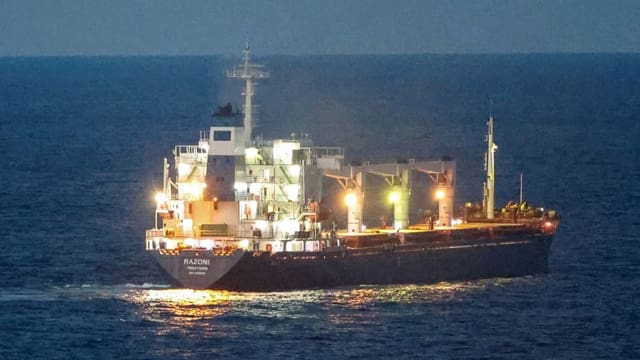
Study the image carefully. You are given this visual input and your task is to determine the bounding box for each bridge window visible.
[214,131,232,141]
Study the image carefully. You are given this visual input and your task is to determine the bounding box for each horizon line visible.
[2,50,640,59]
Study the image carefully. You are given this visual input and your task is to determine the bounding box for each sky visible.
[1,0,640,56]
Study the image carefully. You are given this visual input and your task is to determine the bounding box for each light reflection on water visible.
[1,277,555,358]
[114,279,510,331]
[121,289,239,332]
[122,281,480,307]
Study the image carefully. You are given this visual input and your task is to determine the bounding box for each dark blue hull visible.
[151,232,553,291]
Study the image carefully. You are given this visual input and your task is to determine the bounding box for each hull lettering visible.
[184,258,210,266]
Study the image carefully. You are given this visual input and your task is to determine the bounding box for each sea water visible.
[0,54,638,359]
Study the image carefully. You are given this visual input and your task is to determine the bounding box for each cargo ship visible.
[145,46,560,291]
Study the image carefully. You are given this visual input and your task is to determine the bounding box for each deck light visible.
[155,192,166,204]
[344,192,357,207]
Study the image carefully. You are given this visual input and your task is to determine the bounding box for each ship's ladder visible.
[278,165,293,184]
[187,165,199,181]
[186,159,207,182]
[277,165,293,199]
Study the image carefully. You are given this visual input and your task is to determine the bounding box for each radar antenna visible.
[227,43,269,145]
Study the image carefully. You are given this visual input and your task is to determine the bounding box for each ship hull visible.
[150,233,553,291]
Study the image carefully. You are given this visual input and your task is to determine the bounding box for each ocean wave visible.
[0,289,59,302]
[0,283,172,303]
[124,282,172,289]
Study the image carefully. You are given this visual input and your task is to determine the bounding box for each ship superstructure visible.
[147,46,344,254]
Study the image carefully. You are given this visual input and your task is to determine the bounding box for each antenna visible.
[519,172,524,204]
[484,111,498,219]
[489,98,494,118]
[227,45,269,145]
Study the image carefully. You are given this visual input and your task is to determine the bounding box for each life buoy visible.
[266,243,273,252]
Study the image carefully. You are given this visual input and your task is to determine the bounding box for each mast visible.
[519,172,524,204]
[163,157,169,199]
[226,42,269,145]
[484,114,498,219]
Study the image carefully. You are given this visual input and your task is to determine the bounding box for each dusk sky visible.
[1,0,639,56]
